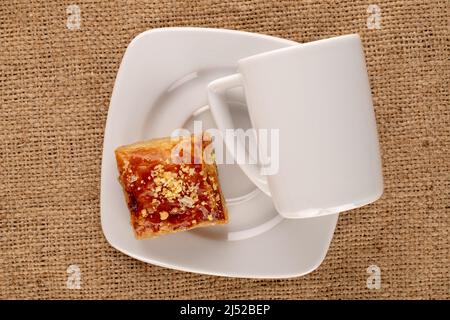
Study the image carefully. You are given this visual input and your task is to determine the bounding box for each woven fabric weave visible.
[0,0,448,299]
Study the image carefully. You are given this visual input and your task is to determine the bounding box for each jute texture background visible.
[0,0,448,299]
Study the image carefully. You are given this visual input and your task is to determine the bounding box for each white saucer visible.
[101,27,339,278]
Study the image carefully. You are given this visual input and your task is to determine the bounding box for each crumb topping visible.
[117,135,226,237]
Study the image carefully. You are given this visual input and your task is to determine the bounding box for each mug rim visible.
[238,33,361,66]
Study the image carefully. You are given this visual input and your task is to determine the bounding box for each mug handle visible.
[207,73,271,196]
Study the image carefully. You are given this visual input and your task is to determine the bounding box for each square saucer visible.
[101,27,339,278]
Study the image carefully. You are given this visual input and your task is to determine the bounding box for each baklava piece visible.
[115,134,228,239]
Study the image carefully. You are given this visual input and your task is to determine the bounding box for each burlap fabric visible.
[0,0,448,299]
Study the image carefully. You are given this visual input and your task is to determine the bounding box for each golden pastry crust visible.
[115,134,228,239]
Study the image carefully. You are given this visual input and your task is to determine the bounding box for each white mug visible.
[208,34,383,219]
